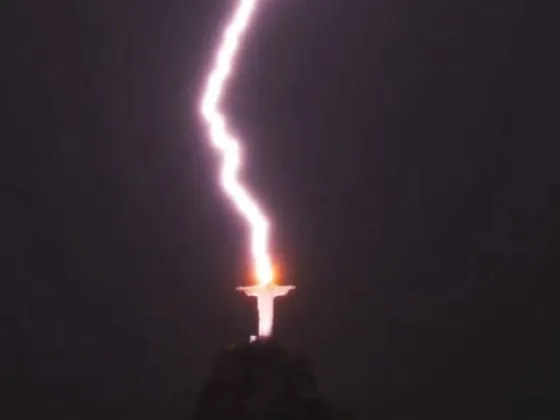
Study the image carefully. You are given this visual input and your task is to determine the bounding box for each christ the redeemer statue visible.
[237,283,295,338]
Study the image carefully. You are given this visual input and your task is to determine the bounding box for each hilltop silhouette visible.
[193,338,355,420]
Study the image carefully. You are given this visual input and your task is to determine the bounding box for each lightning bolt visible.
[200,0,274,286]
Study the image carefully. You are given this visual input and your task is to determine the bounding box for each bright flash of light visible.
[200,0,274,286]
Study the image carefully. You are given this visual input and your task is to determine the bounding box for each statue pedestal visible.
[192,339,334,420]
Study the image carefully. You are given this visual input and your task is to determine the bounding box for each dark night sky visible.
[2,1,558,419]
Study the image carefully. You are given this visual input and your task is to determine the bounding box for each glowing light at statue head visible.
[200,0,274,286]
